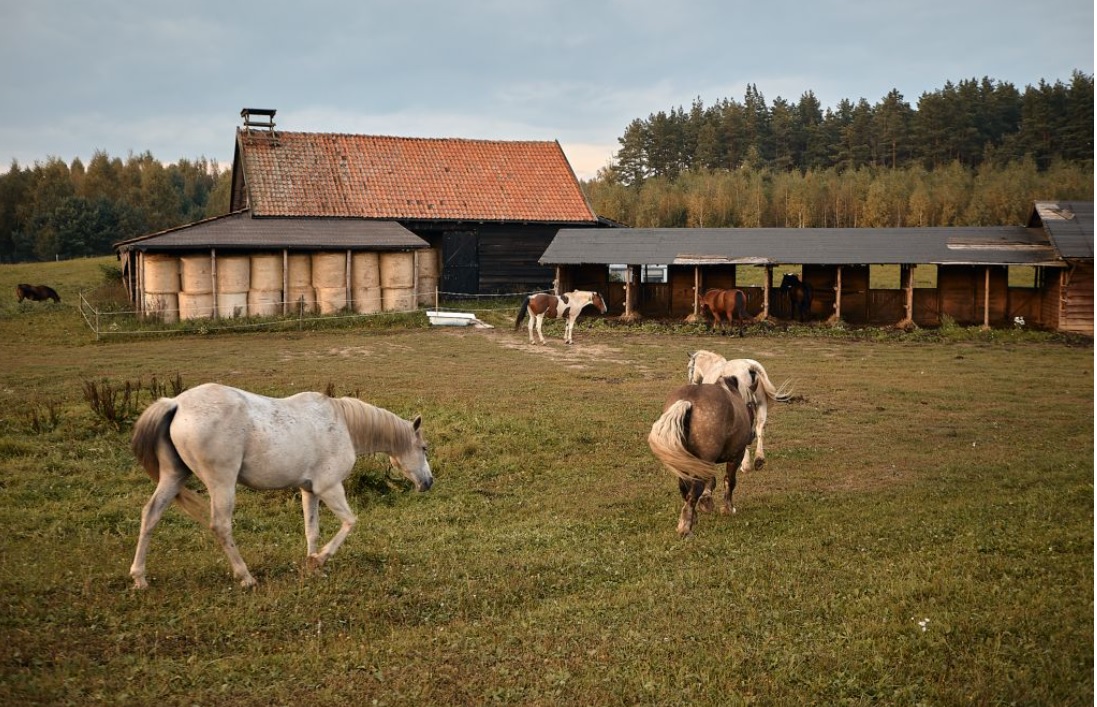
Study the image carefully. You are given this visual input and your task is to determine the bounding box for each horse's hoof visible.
[754,458,765,471]
[306,554,326,572]
[697,496,715,513]
[132,577,148,590]
[720,505,737,516]
[239,576,258,589]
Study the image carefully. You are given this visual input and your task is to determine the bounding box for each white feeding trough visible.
[426,310,493,328]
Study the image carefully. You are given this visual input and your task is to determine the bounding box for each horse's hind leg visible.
[697,477,716,513]
[308,483,357,570]
[677,478,706,536]
[751,400,768,471]
[206,482,257,588]
[130,468,190,589]
[721,459,742,515]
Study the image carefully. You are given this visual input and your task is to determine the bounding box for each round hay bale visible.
[380,252,415,288]
[250,254,283,291]
[248,289,283,317]
[316,286,348,314]
[417,248,440,278]
[217,291,249,319]
[382,287,416,312]
[143,292,178,323]
[313,252,348,289]
[143,255,180,293]
[287,254,312,288]
[286,286,316,315]
[216,256,250,293]
[180,255,213,294]
[353,287,382,314]
[352,252,381,289]
[417,276,438,306]
[178,292,214,320]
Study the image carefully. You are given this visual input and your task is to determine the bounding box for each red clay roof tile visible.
[237,131,598,224]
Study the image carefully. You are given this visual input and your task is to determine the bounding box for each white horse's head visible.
[390,415,433,492]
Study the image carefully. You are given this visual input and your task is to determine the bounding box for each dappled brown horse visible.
[699,288,748,336]
[514,290,607,345]
[16,284,60,303]
[647,377,755,536]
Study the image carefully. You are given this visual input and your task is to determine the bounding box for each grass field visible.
[0,258,1093,705]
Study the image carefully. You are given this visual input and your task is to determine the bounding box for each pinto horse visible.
[128,383,433,589]
[648,377,756,536]
[699,288,749,336]
[515,290,607,345]
[779,273,812,321]
[687,350,793,478]
[16,284,60,302]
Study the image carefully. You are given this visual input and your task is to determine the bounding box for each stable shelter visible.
[540,200,1093,333]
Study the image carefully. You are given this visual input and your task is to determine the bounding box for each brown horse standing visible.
[699,288,748,336]
[647,377,755,537]
[16,284,60,303]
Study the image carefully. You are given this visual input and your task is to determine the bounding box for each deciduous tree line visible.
[0,151,231,263]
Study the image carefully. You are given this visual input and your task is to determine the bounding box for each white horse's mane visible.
[329,397,414,455]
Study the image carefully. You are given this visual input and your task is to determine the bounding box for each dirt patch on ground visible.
[496,337,637,369]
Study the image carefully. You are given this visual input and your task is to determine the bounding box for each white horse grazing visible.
[129,383,433,589]
[515,290,608,344]
[687,350,792,475]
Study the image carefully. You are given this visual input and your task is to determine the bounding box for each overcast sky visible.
[1,0,1092,180]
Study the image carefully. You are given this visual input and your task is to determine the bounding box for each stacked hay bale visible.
[248,254,284,317]
[285,254,315,315]
[216,256,250,318]
[312,252,349,314]
[417,248,440,306]
[352,252,382,314]
[380,252,416,312]
[142,254,180,323]
[179,254,215,320]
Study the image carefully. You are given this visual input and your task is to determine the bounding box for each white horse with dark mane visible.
[687,350,792,475]
[515,290,608,345]
[128,383,433,589]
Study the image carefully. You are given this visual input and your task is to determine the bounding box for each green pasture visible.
[0,258,1092,705]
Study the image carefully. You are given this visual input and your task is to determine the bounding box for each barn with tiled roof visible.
[229,110,604,294]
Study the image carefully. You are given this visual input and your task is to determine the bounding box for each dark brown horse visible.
[16,284,60,303]
[779,273,812,321]
[647,377,756,537]
[515,290,607,345]
[699,288,748,336]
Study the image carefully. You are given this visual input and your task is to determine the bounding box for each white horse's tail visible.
[131,398,207,523]
[751,365,794,404]
[648,400,718,483]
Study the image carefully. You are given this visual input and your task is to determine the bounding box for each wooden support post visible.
[211,248,218,319]
[897,264,915,329]
[693,266,701,317]
[282,250,289,316]
[829,265,843,324]
[761,265,773,320]
[987,265,996,331]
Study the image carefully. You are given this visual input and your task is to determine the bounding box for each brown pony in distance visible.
[16,284,60,303]
[699,288,748,336]
[648,377,755,537]
[515,290,607,345]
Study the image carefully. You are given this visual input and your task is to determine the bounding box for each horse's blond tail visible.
[131,398,207,524]
[752,366,794,404]
[648,400,718,483]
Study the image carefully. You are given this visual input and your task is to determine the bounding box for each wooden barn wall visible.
[1059,262,1094,335]
[802,265,836,320]
[475,225,558,293]
[413,223,604,295]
